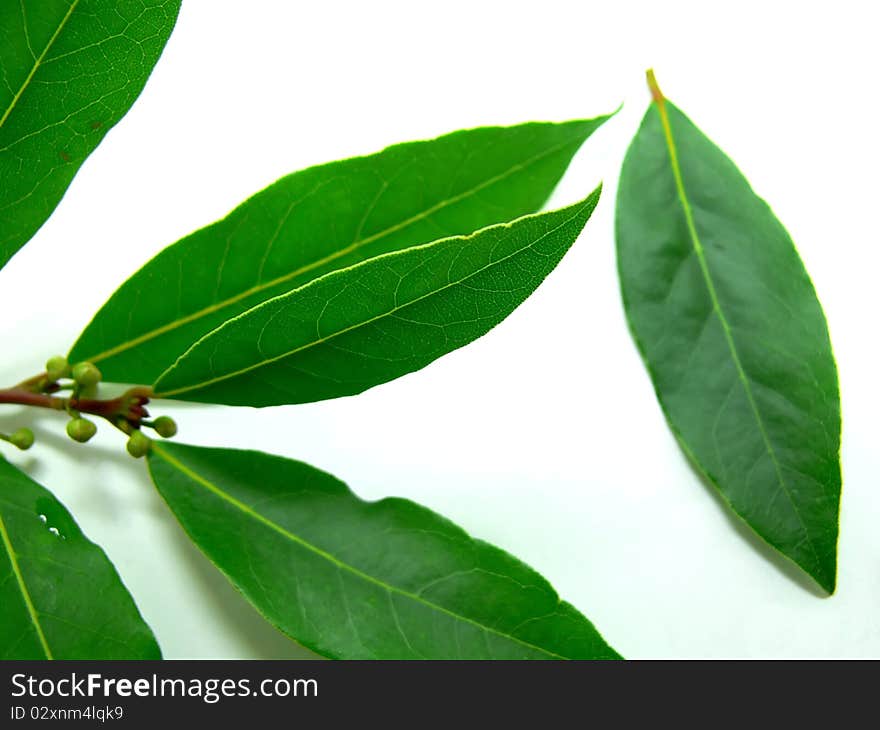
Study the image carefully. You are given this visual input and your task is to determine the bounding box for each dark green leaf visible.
[70,117,611,384]
[0,0,181,270]
[153,192,599,406]
[0,456,160,658]
[148,442,620,660]
[615,75,841,593]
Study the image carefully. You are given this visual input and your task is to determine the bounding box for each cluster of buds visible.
[45,356,178,458]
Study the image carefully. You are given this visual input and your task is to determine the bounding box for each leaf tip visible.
[806,550,837,596]
[818,567,837,596]
[645,68,665,106]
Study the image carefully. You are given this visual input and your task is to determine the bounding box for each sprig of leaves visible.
[0,6,619,654]
[0,4,844,661]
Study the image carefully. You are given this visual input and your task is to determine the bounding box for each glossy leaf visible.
[148,442,620,660]
[0,0,181,270]
[615,74,841,593]
[0,456,160,658]
[154,192,600,406]
[70,116,611,384]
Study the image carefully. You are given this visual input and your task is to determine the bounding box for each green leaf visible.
[69,117,611,384]
[153,192,600,406]
[0,0,181,271]
[148,442,620,660]
[615,73,841,593]
[0,456,160,658]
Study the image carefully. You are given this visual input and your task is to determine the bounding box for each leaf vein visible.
[151,444,568,659]
[653,99,826,582]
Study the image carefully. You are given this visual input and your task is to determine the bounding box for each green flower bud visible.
[71,362,102,388]
[126,430,152,459]
[9,428,34,451]
[45,355,70,382]
[152,416,178,439]
[67,418,97,443]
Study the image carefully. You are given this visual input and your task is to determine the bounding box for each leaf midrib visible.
[0,0,79,131]
[81,133,587,367]
[0,505,52,658]
[652,99,825,580]
[153,198,591,397]
[151,444,568,659]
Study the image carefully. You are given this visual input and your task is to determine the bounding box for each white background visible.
[1,0,877,658]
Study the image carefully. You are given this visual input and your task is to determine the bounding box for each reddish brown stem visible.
[15,372,51,392]
[0,388,65,411]
[0,385,153,431]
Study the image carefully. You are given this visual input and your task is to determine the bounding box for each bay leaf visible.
[0,456,161,658]
[615,72,841,593]
[148,442,621,660]
[154,192,599,405]
[0,0,181,270]
[70,116,611,384]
